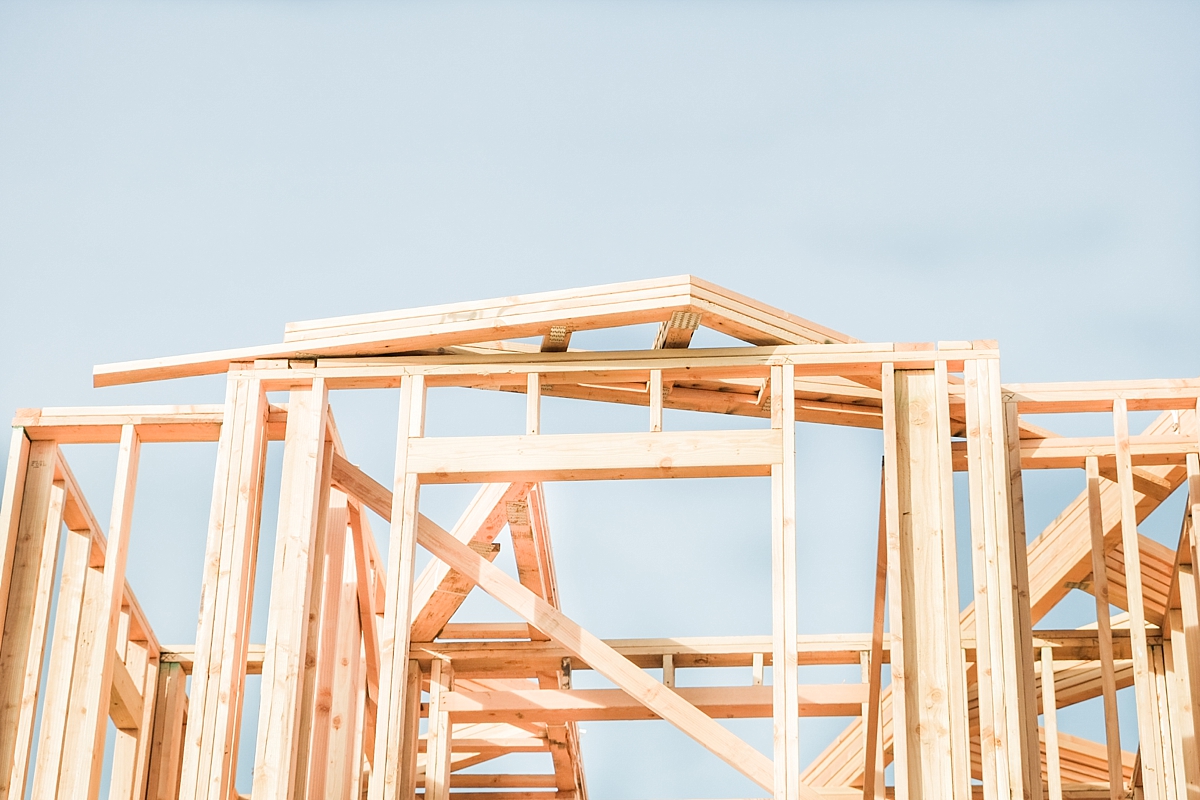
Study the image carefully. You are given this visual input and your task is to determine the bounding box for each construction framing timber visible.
[2,274,1199,800]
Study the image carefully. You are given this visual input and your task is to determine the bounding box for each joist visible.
[434,684,867,721]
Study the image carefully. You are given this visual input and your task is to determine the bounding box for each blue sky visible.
[1,1,1198,796]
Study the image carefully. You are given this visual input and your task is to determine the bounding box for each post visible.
[253,378,331,800]
[1113,399,1167,799]
[0,436,61,800]
[1085,456,1123,799]
[882,364,970,800]
[425,660,455,800]
[1041,647,1062,800]
[965,357,1041,800]
[59,424,141,800]
[369,375,427,800]
[771,364,799,800]
[178,374,269,800]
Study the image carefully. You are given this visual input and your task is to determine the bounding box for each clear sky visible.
[1,1,1198,797]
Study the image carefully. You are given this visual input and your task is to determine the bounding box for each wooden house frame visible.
[1,275,1198,800]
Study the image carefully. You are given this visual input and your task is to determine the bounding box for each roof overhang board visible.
[93,275,855,387]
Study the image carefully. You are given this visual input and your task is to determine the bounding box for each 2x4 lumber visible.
[436,684,867,722]
[347,501,382,710]
[408,482,532,642]
[58,424,141,800]
[771,364,800,800]
[335,457,796,798]
[0,428,30,644]
[178,375,269,800]
[320,534,365,799]
[420,774,558,788]
[398,661,423,800]
[0,439,61,800]
[1168,546,1200,795]
[862,470,887,800]
[1112,400,1167,799]
[289,473,343,800]
[883,365,971,800]
[965,358,1041,800]
[527,373,541,434]
[653,310,702,349]
[405,429,782,483]
[438,623,544,640]
[426,660,454,800]
[1004,379,1200,414]
[252,381,328,800]
[30,520,90,800]
[369,375,427,800]
[144,662,188,800]
[1041,647,1063,800]
[12,405,290,444]
[1084,457,1123,800]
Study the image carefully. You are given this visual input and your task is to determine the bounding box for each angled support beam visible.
[335,456,809,798]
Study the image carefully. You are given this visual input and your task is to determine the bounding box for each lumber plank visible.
[425,660,454,800]
[253,380,331,800]
[405,429,782,483]
[771,364,800,800]
[1112,400,1167,799]
[369,375,426,800]
[1084,457,1124,800]
[437,684,866,722]
[884,366,970,800]
[299,489,350,799]
[0,443,61,800]
[178,375,269,800]
[145,662,188,800]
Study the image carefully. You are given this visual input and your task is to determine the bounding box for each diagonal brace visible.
[331,454,819,797]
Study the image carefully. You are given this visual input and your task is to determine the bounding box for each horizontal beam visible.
[952,435,1199,471]
[436,685,867,723]
[157,629,1137,677]
[406,430,782,483]
[415,775,558,789]
[1004,379,1200,413]
[95,339,991,388]
[13,405,289,444]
